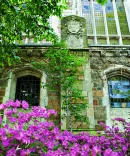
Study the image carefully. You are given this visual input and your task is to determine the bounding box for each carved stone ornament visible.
[67,20,81,34]
[66,35,83,48]
[61,15,88,48]
[100,50,106,57]
[128,50,130,57]
[114,51,120,57]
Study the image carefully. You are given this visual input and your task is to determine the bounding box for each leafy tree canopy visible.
[0,0,107,67]
[1,0,107,45]
[1,0,66,44]
[0,0,67,67]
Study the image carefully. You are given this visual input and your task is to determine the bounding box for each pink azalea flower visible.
[6,148,16,156]
[22,100,29,109]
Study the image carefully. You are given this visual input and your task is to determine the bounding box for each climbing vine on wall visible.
[32,42,88,131]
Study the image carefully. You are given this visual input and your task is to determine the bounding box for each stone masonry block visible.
[70,98,87,104]
[77,66,83,72]
[67,121,89,129]
[94,106,106,120]
[77,75,84,80]
[47,91,59,96]
[93,99,98,105]
[95,125,104,131]
[93,89,103,97]
[0,90,5,96]
[48,100,60,106]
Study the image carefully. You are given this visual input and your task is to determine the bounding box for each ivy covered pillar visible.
[61,15,95,130]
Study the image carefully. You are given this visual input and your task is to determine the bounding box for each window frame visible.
[108,75,130,108]
[5,68,48,107]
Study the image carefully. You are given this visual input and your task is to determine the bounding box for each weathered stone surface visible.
[0,90,5,96]
[77,75,84,80]
[89,47,130,96]
[94,106,106,120]
[93,99,98,105]
[66,121,89,129]
[95,125,104,131]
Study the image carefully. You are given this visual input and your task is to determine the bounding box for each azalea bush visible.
[0,100,130,156]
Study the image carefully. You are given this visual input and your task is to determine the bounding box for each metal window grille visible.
[15,75,40,106]
[108,76,130,108]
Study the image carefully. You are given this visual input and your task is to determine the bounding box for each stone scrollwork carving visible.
[67,20,82,34]
[128,50,130,57]
[113,51,120,57]
[100,50,106,57]
[27,50,33,56]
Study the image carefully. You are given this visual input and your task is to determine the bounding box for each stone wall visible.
[0,47,62,125]
[89,46,130,128]
[0,46,93,129]
[1,45,130,130]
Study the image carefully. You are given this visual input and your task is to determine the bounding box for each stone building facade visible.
[0,0,130,130]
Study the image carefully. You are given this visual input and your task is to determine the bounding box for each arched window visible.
[108,76,130,108]
[15,75,40,106]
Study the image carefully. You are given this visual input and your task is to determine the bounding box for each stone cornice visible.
[18,46,130,57]
[89,47,130,57]
[18,46,89,57]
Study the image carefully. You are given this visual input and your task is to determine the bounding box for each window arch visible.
[15,75,40,106]
[108,76,130,108]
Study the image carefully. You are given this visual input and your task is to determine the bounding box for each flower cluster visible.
[0,100,129,156]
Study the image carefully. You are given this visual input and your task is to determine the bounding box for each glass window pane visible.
[88,38,94,44]
[123,39,130,45]
[105,0,117,35]
[94,1,105,35]
[108,76,130,108]
[97,38,106,44]
[110,39,119,45]
[82,0,93,35]
[116,0,129,35]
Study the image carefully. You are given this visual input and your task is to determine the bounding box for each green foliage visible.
[1,0,66,43]
[0,0,108,67]
[62,88,87,121]
[33,41,88,131]
[96,0,107,5]
[0,0,67,67]
[0,42,20,67]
